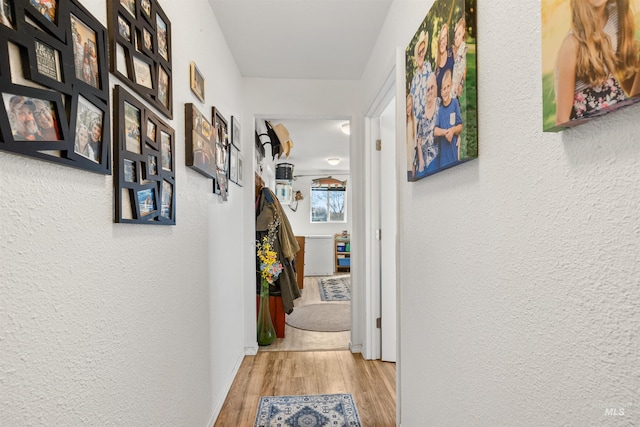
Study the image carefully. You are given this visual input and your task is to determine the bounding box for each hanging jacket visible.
[256,188,300,313]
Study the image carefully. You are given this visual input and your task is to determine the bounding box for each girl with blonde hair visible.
[555,0,640,125]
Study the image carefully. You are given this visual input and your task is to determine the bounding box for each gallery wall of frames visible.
[108,0,172,119]
[0,0,244,226]
[0,0,111,174]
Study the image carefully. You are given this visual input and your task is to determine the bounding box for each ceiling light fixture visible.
[327,157,341,166]
[340,122,350,135]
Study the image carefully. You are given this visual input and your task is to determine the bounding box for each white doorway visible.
[364,64,399,363]
[379,98,397,362]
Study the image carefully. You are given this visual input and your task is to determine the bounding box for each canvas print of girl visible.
[541,0,640,132]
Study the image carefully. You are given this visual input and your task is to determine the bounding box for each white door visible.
[379,98,397,362]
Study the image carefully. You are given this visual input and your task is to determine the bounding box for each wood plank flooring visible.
[214,350,396,426]
[214,276,397,426]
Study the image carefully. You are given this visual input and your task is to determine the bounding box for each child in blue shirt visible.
[434,69,463,168]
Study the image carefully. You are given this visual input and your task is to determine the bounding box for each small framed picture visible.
[146,119,156,141]
[124,101,141,153]
[117,14,131,42]
[190,61,205,102]
[212,107,228,173]
[147,154,157,176]
[32,0,57,23]
[161,180,172,219]
[231,115,240,149]
[157,66,170,108]
[1,0,14,29]
[124,159,137,182]
[133,55,153,89]
[119,0,135,18]
[141,0,151,17]
[137,187,156,217]
[185,103,215,178]
[71,13,100,88]
[2,93,62,142]
[161,130,172,171]
[34,39,62,82]
[74,95,104,162]
[229,144,238,184]
[237,151,244,186]
[156,13,168,61]
[142,27,153,52]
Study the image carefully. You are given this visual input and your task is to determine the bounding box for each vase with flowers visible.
[256,228,283,346]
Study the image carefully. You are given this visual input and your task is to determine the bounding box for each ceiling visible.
[209,1,392,174]
[208,0,393,80]
[259,118,350,176]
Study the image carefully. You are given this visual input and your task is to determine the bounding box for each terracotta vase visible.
[257,279,276,346]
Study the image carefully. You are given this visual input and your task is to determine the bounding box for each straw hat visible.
[414,30,428,58]
[272,123,294,158]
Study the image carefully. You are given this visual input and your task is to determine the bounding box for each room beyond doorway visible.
[258,275,351,352]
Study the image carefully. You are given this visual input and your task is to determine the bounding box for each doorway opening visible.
[255,117,354,353]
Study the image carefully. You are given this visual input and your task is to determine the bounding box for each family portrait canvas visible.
[542,0,640,132]
[405,0,477,182]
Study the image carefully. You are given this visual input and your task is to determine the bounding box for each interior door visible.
[379,97,397,362]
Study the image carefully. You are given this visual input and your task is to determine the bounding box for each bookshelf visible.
[334,233,350,273]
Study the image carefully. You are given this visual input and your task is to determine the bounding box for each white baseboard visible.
[349,342,362,353]
[207,349,246,426]
[245,344,258,355]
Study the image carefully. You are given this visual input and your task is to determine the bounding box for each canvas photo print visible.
[541,0,640,131]
[405,0,477,182]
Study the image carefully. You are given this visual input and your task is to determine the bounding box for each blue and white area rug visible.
[318,275,351,301]
[254,393,362,427]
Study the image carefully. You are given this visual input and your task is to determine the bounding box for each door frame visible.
[363,48,404,424]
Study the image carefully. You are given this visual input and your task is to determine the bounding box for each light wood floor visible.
[214,275,397,426]
[259,275,351,352]
[214,350,396,426]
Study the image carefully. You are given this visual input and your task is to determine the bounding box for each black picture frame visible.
[230,115,240,149]
[108,0,173,119]
[0,0,111,174]
[212,106,229,200]
[185,102,215,179]
[114,85,175,225]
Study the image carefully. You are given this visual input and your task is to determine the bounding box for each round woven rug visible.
[285,303,350,332]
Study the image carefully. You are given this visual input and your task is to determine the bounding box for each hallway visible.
[214,350,396,426]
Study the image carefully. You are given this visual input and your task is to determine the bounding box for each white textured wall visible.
[362,0,640,425]
[0,0,246,425]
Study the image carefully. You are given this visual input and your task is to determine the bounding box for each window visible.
[310,180,346,223]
